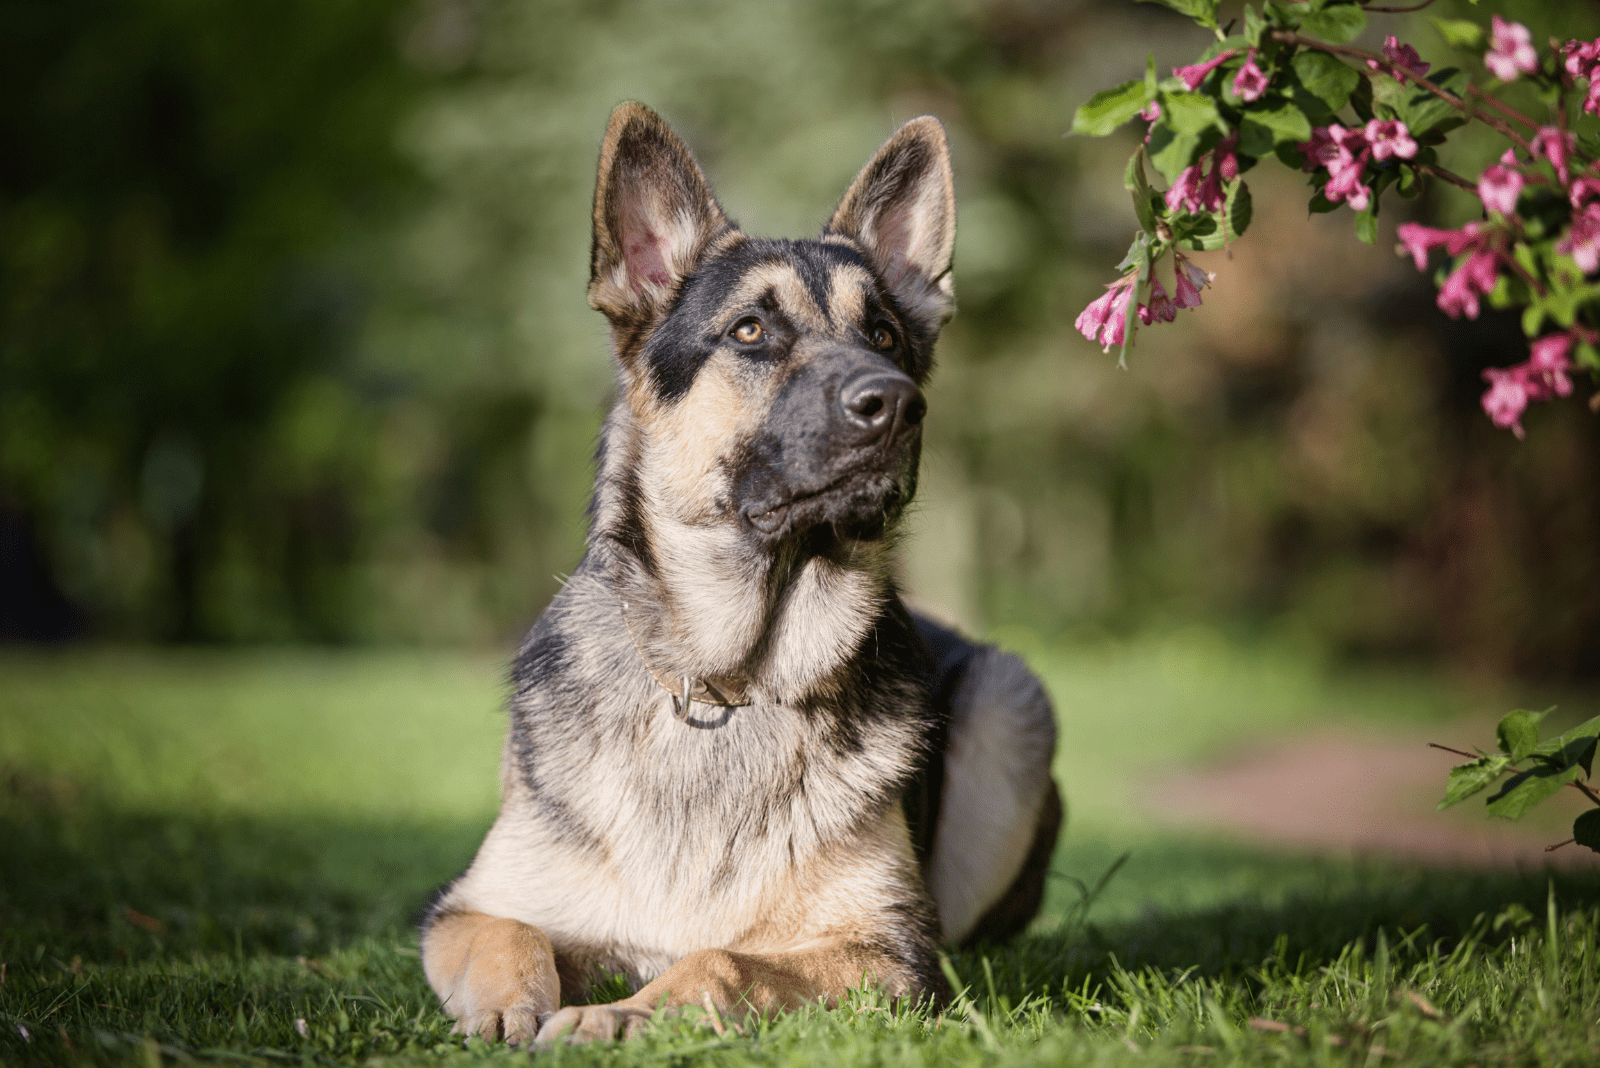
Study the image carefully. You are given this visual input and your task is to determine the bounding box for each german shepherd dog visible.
[420,103,1061,1045]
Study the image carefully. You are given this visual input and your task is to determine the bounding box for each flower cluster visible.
[1397,221,1501,319]
[1070,5,1600,439]
[1076,254,1213,351]
[1166,135,1240,214]
[1563,38,1600,116]
[1299,120,1417,212]
[1368,35,1429,83]
[1482,332,1578,438]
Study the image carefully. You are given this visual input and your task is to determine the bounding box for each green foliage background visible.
[3,0,1598,677]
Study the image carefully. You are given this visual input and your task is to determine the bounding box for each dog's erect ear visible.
[826,117,956,330]
[589,103,731,328]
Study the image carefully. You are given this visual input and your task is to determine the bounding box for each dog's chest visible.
[495,692,917,965]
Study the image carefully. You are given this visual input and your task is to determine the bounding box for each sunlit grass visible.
[2,641,1597,1066]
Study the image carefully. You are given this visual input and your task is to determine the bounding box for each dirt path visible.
[1145,724,1597,868]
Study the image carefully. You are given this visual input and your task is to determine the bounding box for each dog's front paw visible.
[452,1003,547,1046]
[533,1003,653,1045]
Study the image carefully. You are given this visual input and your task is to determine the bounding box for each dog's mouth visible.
[744,477,852,535]
[741,469,908,542]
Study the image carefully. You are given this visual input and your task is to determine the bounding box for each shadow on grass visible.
[0,771,488,967]
[8,767,1600,1007]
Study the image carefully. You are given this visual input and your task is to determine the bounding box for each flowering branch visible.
[1071,1,1600,442]
[1268,30,1536,154]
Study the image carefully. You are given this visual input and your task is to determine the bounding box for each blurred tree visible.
[3,0,1596,680]
[0,0,420,640]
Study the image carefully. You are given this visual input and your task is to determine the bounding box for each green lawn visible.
[2,639,1597,1066]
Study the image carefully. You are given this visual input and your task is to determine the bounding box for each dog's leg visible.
[421,909,561,1044]
[533,939,919,1044]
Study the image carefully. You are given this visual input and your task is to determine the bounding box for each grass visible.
[1,638,1598,1066]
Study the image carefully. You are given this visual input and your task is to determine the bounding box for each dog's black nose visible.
[840,370,925,442]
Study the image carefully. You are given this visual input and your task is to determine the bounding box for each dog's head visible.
[588,104,954,557]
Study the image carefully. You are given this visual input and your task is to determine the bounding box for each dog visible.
[419,102,1061,1045]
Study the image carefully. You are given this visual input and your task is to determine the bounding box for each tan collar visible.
[617,595,752,718]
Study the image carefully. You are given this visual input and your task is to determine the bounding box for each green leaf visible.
[1393,67,1470,139]
[1301,1,1366,44]
[1523,303,1546,336]
[1175,181,1252,251]
[1431,17,1486,52]
[1497,709,1548,760]
[1125,149,1157,231]
[1240,101,1311,148]
[1147,124,1209,184]
[1485,763,1583,820]
[1115,232,1153,271]
[1162,90,1223,135]
[1354,204,1377,245]
[1072,79,1155,137]
[1576,341,1600,371]
[1532,713,1600,774]
[1137,0,1220,30]
[1243,3,1262,47]
[1349,75,1375,124]
[1439,754,1511,809]
[1290,51,1361,116]
[1530,281,1600,329]
[1575,808,1600,854]
[1147,53,1159,96]
[1397,165,1422,198]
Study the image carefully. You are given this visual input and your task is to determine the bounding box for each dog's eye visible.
[731,319,764,344]
[870,325,896,350]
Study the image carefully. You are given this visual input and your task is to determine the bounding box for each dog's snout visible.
[840,371,925,442]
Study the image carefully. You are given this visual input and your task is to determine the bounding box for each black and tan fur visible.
[420,103,1061,1045]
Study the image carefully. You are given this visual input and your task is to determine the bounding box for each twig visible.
[1496,247,1549,298]
[1269,32,1536,156]
[1413,163,1476,193]
[1467,86,1541,133]
[1361,0,1438,11]
[1546,838,1575,853]
[1571,778,1600,806]
[1429,742,1478,760]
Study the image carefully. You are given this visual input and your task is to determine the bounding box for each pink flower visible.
[1076,275,1137,350]
[1481,366,1532,437]
[1301,124,1379,211]
[1563,38,1600,79]
[1139,278,1177,325]
[1165,164,1206,213]
[1299,127,1340,172]
[1325,162,1372,211]
[1477,165,1524,215]
[1436,249,1499,319]
[1173,254,1213,309]
[1587,79,1600,118]
[1570,175,1600,208]
[1558,202,1600,273]
[1173,51,1239,92]
[1233,53,1269,102]
[1480,333,1580,437]
[1485,16,1538,81]
[1369,36,1431,83]
[1395,221,1484,270]
[1526,333,1576,398]
[1139,101,1161,122]
[1532,127,1576,184]
[1364,119,1417,161]
[1164,136,1239,215]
